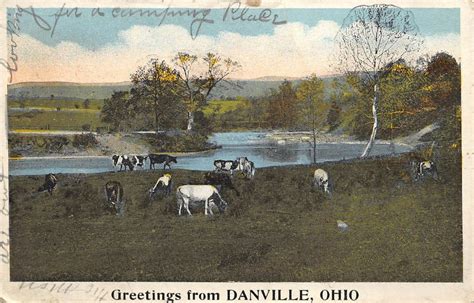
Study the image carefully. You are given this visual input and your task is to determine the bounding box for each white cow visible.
[176,185,228,216]
[313,168,330,194]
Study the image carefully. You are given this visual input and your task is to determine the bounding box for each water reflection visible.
[9,132,412,176]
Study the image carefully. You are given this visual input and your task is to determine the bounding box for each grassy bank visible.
[9,155,462,281]
[9,110,106,131]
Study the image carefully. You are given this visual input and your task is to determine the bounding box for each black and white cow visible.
[242,160,256,179]
[412,160,438,181]
[204,171,240,196]
[148,154,177,170]
[313,168,331,195]
[38,173,58,195]
[130,155,147,170]
[235,157,256,179]
[104,181,125,216]
[149,174,173,198]
[236,157,249,171]
[176,185,228,216]
[213,160,239,175]
[112,155,134,171]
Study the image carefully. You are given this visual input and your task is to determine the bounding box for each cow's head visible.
[231,160,239,170]
[112,155,119,165]
[216,197,228,213]
[170,156,177,164]
[37,184,46,192]
[148,187,157,198]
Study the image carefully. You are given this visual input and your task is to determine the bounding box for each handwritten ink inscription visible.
[0,231,9,264]
[1,1,287,83]
[19,282,108,301]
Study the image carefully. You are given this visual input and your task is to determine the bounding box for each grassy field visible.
[8,99,104,110]
[8,99,244,131]
[8,110,107,131]
[202,99,247,116]
[9,155,462,282]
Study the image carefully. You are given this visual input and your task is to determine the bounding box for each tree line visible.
[101,52,240,133]
[214,51,460,158]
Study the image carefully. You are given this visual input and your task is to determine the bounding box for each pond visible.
[9,132,412,176]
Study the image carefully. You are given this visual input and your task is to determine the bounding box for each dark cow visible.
[412,160,439,181]
[148,154,177,170]
[204,171,240,196]
[131,155,147,170]
[38,173,58,195]
[104,181,125,216]
[112,155,134,171]
[213,160,238,175]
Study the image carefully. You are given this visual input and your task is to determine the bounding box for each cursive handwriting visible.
[0,7,22,83]
[0,3,288,80]
[223,1,287,25]
[0,231,9,264]
[19,282,108,301]
[111,6,213,40]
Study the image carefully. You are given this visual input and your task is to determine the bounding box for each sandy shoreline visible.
[9,127,431,159]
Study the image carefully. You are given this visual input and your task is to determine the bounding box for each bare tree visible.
[174,52,240,131]
[335,4,422,157]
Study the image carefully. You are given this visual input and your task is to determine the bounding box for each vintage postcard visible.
[0,0,472,302]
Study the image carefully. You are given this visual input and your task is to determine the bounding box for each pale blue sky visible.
[8,6,461,82]
[10,7,460,50]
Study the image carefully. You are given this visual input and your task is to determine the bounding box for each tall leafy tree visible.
[296,75,327,163]
[174,52,240,131]
[425,52,461,109]
[101,91,130,131]
[335,4,423,157]
[130,59,182,131]
[266,80,298,129]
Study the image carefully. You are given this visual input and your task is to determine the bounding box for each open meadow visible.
[9,155,462,282]
[7,99,246,131]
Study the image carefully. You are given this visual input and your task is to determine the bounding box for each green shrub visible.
[72,133,98,148]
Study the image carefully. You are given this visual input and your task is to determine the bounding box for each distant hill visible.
[7,76,340,100]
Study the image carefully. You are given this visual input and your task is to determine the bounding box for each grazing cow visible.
[176,185,228,216]
[104,181,125,216]
[236,157,249,171]
[148,154,177,170]
[313,168,331,195]
[112,155,134,171]
[214,160,239,175]
[131,155,147,170]
[204,171,240,196]
[242,160,256,179]
[413,160,438,181]
[37,173,58,195]
[149,174,172,198]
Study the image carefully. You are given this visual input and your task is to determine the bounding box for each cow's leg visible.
[185,199,192,216]
[178,200,183,216]
[208,200,215,216]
